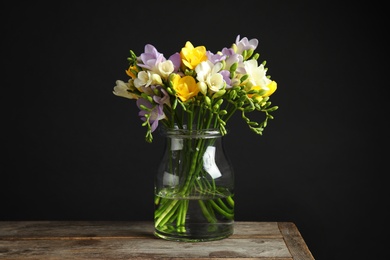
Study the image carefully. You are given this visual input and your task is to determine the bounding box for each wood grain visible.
[0,221,314,260]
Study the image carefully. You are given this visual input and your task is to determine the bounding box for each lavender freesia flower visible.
[152,85,170,107]
[235,35,259,54]
[137,97,165,132]
[138,44,166,72]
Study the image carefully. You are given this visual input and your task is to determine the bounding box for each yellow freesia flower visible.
[172,74,199,102]
[264,81,277,97]
[125,65,138,79]
[249,80,277,102]
[180,41,207,70]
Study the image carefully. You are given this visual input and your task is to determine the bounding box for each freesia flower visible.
[195,60,225,93]
[180,41,207,70]
[234,35,258,55]
[134,70,162,89]
[171,74,199,102]
[113,35,278,142]
[137,97,165,132]
[243,59,276,96]
[113,80,139,99]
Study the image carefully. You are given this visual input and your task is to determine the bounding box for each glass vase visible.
[154,128,234,242]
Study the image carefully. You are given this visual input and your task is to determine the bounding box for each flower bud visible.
[212,89,226,99]
[219,110,228,115]
[244,49,254,60]
[215,99,224,106]
[240,74,249,84]
[167,87,174,95]
[229,89,237,100]
[229,62,238,73]
[205,96,212,106]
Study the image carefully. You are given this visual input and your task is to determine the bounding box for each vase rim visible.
[163,128,223,138]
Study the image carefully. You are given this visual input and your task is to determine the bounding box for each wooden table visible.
[0,221,315,259]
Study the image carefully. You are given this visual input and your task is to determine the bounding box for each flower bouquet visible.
[113,35,278,241]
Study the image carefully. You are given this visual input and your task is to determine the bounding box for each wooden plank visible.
[0,221,154,239]
[0,221,282,239]
[0,238,291,259]
[0,221,314,259]
[278,222,315,260]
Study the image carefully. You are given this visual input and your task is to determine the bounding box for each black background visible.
[1,1,386,259]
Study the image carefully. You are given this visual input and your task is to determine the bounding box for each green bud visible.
[139,104,151,111]
[266,106,279,112]
[215,99,224,106]
[218,118,226,125]
[252,53,259,60]
[242,50,248,60]
[220,60,226,70]
[244,106,255,112]
[264,101,272,108]
[184,69,194,76]
[145,131,153,143]
[230,62,238,73]
[248,121,259,126]
[172,98,178,109]
[240,74,249,84]
[167,87,174,95]
[213,89,226,99]
[168,73,176,91]
[245,49,254,60]
[141,93,153,103]
[255,89,267,96]
[246,89,258,94]
[219,110,228,115]
[253,96,263,103]
[239,95,247,102]
[233,86,241,91]
[205,96,211,106]
[229,89,237,100]
[130,68,138,77]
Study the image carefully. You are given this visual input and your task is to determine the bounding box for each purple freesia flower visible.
[168,53,181,72]
[152,85,170,107]
[235,35,259,54]
[206,51,227,64]
[219,70,232,89]
[136,97,165,132]
[138,44,166,72]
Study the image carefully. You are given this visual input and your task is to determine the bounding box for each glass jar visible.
[154,128,234,242]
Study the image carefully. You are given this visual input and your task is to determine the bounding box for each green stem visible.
[198,200,217,223]
[155,199,180,227]
[209,200,234,220]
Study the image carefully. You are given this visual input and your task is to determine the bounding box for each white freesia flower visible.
[134,70,163,89]
[243,59,271,91]
[156,60,175,79]
[113,80,139,99]
[195,61,224,93]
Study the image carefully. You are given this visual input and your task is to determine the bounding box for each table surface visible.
[0,221,315,259]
